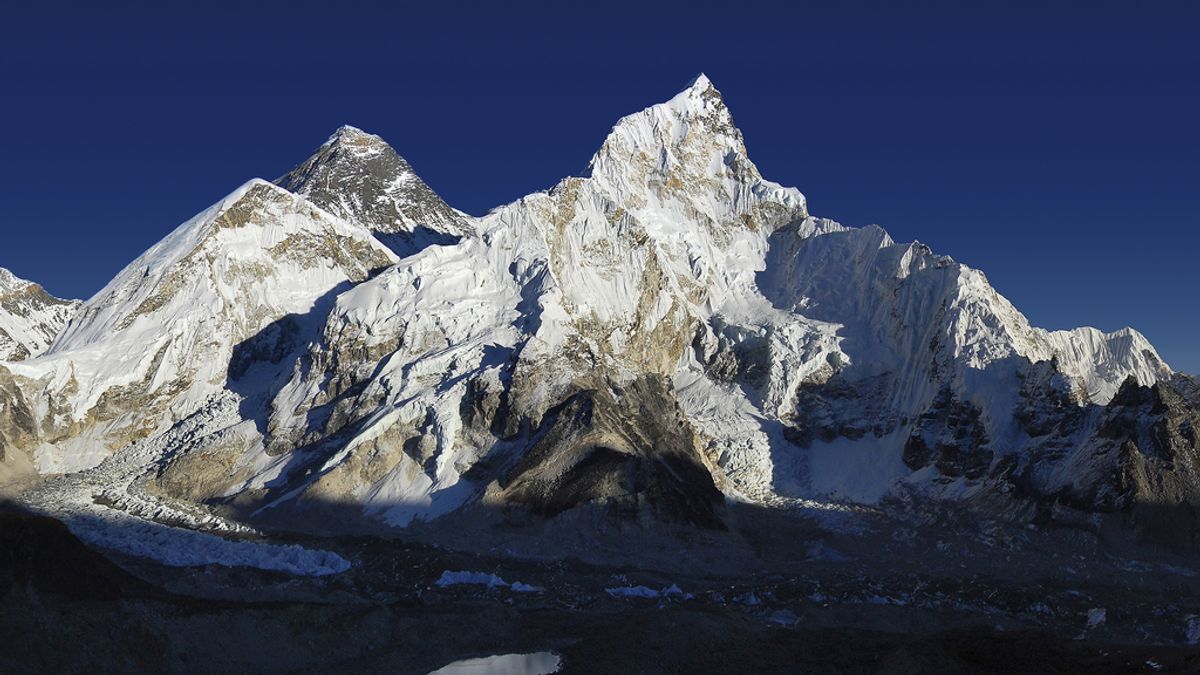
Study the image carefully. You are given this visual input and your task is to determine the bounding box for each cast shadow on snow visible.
[221,292,520,520]
[225,222,464,430]
[225,225,462,433]
[225,279,358,436]
[217,220,541,521]
[746,221,1133,505]
[223,274,397,512]
[372,226,460,260]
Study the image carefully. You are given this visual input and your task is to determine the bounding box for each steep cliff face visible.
[1,75,1186,544]
[0,268,78,362]
[758,219,1168,505]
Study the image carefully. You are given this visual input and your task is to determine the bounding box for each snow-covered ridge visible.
[7,178,396,475]
[52,178,390,351]
[0,267,79,362]
[1044,326,1168,403]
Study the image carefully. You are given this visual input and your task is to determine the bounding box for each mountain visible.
[277,125,471,257]
[2,75,1196,552]
[0,268,79,362]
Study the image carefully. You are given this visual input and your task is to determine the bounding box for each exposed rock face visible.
[902,389,993,480]
[0,268,78,362]
[494,375,725,528]
[0,366,37,481]
[1100,377,1200,507]
[277,125,471,256]
[1012,372,1200,504]
[0,75,1189,538]
[1004,375,1200,547]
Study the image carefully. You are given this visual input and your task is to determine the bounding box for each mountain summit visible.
[277,125,470,256]
[1,77,1195,557]
[0,268,78,362]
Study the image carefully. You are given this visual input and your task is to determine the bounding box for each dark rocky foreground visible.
[4,500,1200,674]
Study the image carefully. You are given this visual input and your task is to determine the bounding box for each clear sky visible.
[1,1,1196,371]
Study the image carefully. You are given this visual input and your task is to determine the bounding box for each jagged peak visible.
[279,128,404,194]
[686,72,713,91]
[1106,326,1147,340]
[326,124,382,143]
[665,72,724,114]
[586,73,754,186]
[1052,324,1162,353]
[314,124,392,160]
[0,265,78,362]
[0,266,20,290]
[604,72,735,140]
[0,267,54,295]
[277,128,411,201]
[572,74,811,234]
[90,178,344,294]
[278,126,470,240]
[331,123,369,138]
[1110,373,1155,403]
[234,176,285,196]
[208,179,299,219]
[51,175,395,354]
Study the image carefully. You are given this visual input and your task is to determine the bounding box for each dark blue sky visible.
[2,1,1197,371]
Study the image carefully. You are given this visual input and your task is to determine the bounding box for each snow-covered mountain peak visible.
[583,75,806,240]
[8,177,399,474]
[0,267,79,361]
[324,125,390,158]
[277,126,470,246]
[589,73,745,176]
[1043,325,1170,403]
[686,72,714,91]
[669,72,725,116]
[53,177,393,354]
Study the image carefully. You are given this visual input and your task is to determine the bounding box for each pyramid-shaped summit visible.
[277,125,470,244]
